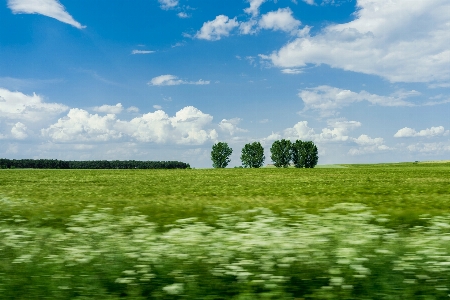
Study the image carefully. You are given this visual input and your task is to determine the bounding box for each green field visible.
[1,162,449,227]
[1,162,450,299]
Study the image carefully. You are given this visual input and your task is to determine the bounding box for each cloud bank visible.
[265,0,450,84]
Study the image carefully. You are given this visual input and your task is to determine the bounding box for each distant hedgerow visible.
[0,159,190,169]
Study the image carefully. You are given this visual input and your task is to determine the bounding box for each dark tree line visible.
[0,159,190,169]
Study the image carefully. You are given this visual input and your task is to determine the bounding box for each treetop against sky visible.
[0,0,449,167]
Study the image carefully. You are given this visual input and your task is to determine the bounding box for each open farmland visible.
[1,162,449,227]
[1,162,450,299]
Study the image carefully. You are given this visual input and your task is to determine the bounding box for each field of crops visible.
[1,162,450,299]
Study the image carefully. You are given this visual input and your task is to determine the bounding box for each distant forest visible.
[0,159,190,169]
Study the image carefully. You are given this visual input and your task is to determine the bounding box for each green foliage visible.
[240,142,265,168]
[0,158,190,169]
[211,142,233,168]
[291,140,319,168]
[270,139,292,168]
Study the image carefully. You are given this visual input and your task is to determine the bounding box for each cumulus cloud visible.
[219,118,248,135]
[264,0,450,83]
[298,86,415,116]
[41,109,122,142]
[42,106,218,145]
[259,8,301,34]
[195,15,239,41]
[117,106,217,145]
[7,0,85,29]
[11,122,28,140]
[244,0,267,17]
[149,75,210,86]
[92,103,123,114]
[0,88,68,121]
[273,119,361,143]
[131,50,155,54]
[406,142,450,154]
[349,134,390,155]
[394,126,449,138]
[158,0,178,10]
[239,19,258,35]
[266,119,390,156]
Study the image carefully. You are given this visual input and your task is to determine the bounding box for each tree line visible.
[0,159,190,169]
[211,139,318,168]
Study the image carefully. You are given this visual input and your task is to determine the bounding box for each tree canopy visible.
[270,139,292,168]
[240,142,265,168]
[211,142,233,168]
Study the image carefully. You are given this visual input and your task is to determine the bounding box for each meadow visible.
[1,162,450,298]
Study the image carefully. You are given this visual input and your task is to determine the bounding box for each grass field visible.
[1,162,450,299]
[1,161,449,227]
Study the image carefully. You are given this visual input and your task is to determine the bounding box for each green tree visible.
[270,139,292,168]
[240,142,265,168]
[291,139,306,168]
[291,140,319,168]
[211,142,233,168]
[303,141,319,168]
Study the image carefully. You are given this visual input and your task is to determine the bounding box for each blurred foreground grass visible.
[1,161,449,227]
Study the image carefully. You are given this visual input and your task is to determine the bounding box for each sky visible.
[0,0,449,168]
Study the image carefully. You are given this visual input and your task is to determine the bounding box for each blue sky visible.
[1,0,449,167]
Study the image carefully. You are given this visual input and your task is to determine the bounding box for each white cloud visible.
[153,105,162,110]
[219,118,248,135]
[41,109,122,142]
[239,19,258,35]
[244,0,267,16]
[298,86,415,116]
[302,0,315,4]
[259,8,301,34]
[149,75,210,86]
[317,120,361,142]
[277,119,361,143]
[0,88,68,121]
[349,134,390,155]
[7,0,85,29]
[177,12,189,18]
[118,106,217,145]
[265,0,450,84]
[281,68,302,74]
[158,0,178,10]
[394,126,449,138]
[195,15,239,41]
[92,103,123,114]
[126,106,139,113]
[42,106,218,145]
[11,122,28,140]
[275,119,390,156]
[406,142,450,154]
[131,50,155,55]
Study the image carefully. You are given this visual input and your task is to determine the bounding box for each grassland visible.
[1,162,450,299]
[1,161,449,227]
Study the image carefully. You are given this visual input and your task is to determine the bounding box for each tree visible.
[270,139,292,168]
[303,141,319,168]
[240,142,265,168]
[291,139,306,168]
[211,142,233,168]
